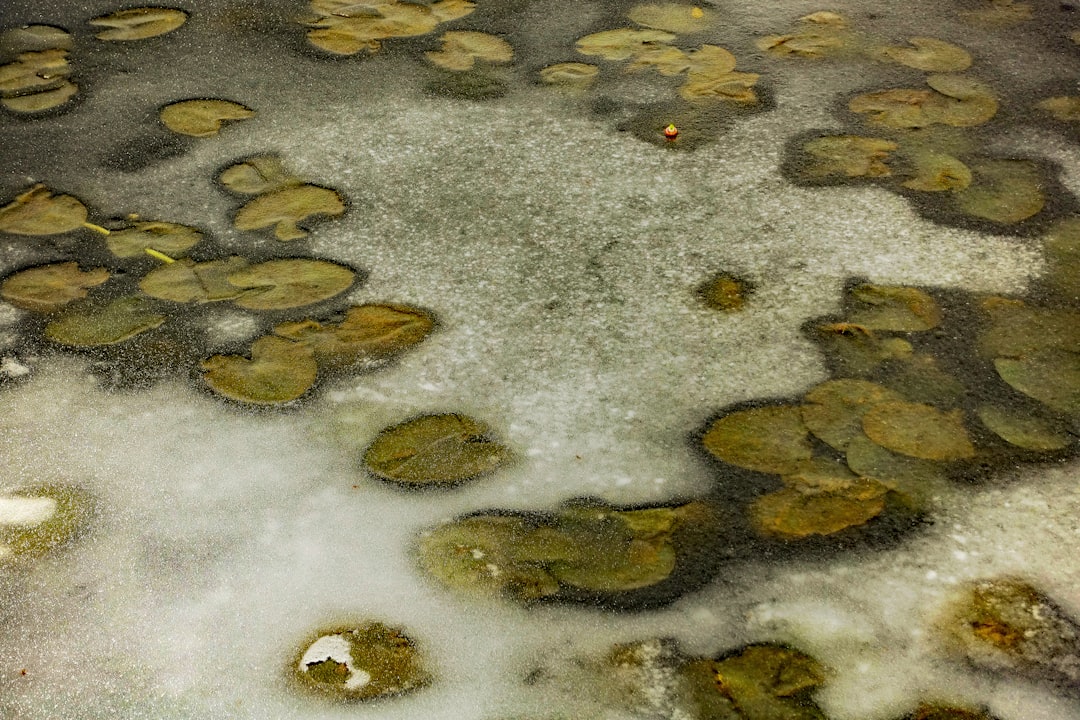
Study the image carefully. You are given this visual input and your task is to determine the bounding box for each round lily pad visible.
[628,4,718,33]
[294,622,431,701]
[0,184,87,235]
[847,284,942,332]
[1042,219,1080,300]
[89,8,188,41]
[304,0,475,56]
[539,62,598,90]
[233,184,346,241]
[954,159,1045,224]
[2,81,78,113]
[861,401,975,460]
[977,300,1080,358]
[0,484,92,559]
[750,479,889,539]
[844,434,947,493]
[756,12,849,58]
[44,296,165,346]
[902,151,972,192]
[425,31,513,71]
[994,352,1080,415]
[201,336,318,404]
[159,99,255,137]
[139,257,252,304]
[575,28,677,61]
[1,262,109,312]
[679,45,759,103]
[226,259,355,310]
[0,25,72,53]
[106,220,202,258]
[801,378,906,451]
[274,304,434,370]
[975,404,1074,452]
[701,405,813,474]
[1035,96,1080,122]
[882,37,972,72]
[363,413,510,486]
[218,156,298,195]
[801,135,898,179]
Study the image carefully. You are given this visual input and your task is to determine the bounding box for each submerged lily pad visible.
[364,413,510,486]
[0,49,71,96]
[575,28,677,61]
[294,622,431,701]
[701,405,813,474]
[751,476,890,539]
[90,7,188,40]
[159,99,255,137]
[882,37,972,72]
[2,80,77,112]
[954,159,1045,224]
[226,259,355,310]
[628,4,718,33]
[1042,219,1080,300]
[274,303,434,370]
[304,0,476,55]
[994,352,1080,415]
[977,299,1080,358]
[801,378,906,451]
[0,184,87,235]
[233,184,345,241]
[425,31,512,71]
[756,12,850,58]
[1035,96,1080,122]
[1,262,109,312]
[847,284,942,332]
[0,25,73,53]
[0,484,92,559]
[139,257,252,303]
[845,434,948,494]
[106,220,202,258]
[961,0,1033,26]
[862,401,975,460]
[975,404,1073,452]
[201,335,318,404]
[44,296,165,346]
[811,322,913,376]
[218,156,298,195]
[698,272,752,311]
[902,151,972,192]
[801,135,898,179]
[539,62,598,90]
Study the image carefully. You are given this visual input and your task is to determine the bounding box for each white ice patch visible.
[0,357,30,377]
[0,496,56,526]
[299,634,372,690]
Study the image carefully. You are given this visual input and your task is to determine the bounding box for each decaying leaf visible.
[201,335,318,404]
[218,156,298,195]
[274,303,434,370]
[801,135,898,179]
[364,413,510,486]
[902,151,972,192]
[756,12,850,58]
[801,378,906,451]
[233,184,346,240]
[0,184,87,235]
[0,484,92,560]
[701,405,814,474]
[304,0,476,56]
[861,401,975,460]
[1035,96,1080,122]
[44,296,165,346]
[850,74,997,129]
[847,284,942,331]
[139,257,252,303]
[975,404,1073,452]
[0,49,71,97]
[539,62,598,89]
[425,31,513,71]
[294,622,431,701]
[575,28,677,61]
[226,259,355,310]
[882,37,972,72]
[105,220,202,258]
[628,4,718,33]
[994,352,1080,415]
[159,99,255,137]
[750,478,890,538]
[1,262,109,312]
[89,7,189,41]
[954,159,1044,224]
[698,272,752,311]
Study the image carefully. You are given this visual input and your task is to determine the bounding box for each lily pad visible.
[274,303,434,370]
[233,184,346,241]
[879,353,968,406]
[801,378,906,451]
[226,259,355,310]
[954,159,1045,224]
[425,31,513,71]
[105,220,202,258]
[89,8,188,41]
[698,272,752,311]
[575,28,677,61]
[861,401,975,460]
[1034,96,1080,122]
[0,25,73,53]
[1,262,110,312]
[750,478,890,539]
[305,0,475,55]
[539,62,598,90]
[1,80,77,112]
[961,0,1033,26]
[627,43,691,76]
[801,135,898,179]
[701,405,814,474]
[994,352,1080,415]
[201,335,318,404]
[0,485,92,559]
[882,37,972,72]
[159,99,255,137]
[294,622,431,701]
[0,184,87,235]
[218,156,298,195]
[810,322,913,376]
[849,75,997,129]
[975,404,1074,452]
[902,151,972,192]
[845,434,948,494]
[1042,218,1080,300]
[0,49,71,96]
[847,284,942,331]
[364,413,510,486]
[139,257,252,303]
[756,12,849,58]
[977,299,1080,358]
[44,296,165,346]
[629,4,717,33]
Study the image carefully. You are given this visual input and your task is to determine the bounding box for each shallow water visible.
[1,1,1078,718]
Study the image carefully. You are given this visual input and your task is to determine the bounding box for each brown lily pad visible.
[1,262,110,312]
[845,434,948,495]
[44,296,165,346]
[698,272,752,311]
[226,259,355,310]
[0,184,87,235]
[977,300,1080,358]
[1034,96,1080,122]
[364,413,510,486]
[862,401,975,460]
[849,75,997,129]
[233,184,345,241]
[218,156,298,195]
[159,99,255,137]
[105,220,202,258]
[811,322,913,376]
[750,478,890,538]
[202,335,318,404]
[801,135,898,179]
[701,405,814,474]
[89,8,188,41]
[274,304,434,370]
[304,0,475,56]
[847,284,942,332]
[902,151,972,192]
[801,378,906,451]
[425,31,512,71]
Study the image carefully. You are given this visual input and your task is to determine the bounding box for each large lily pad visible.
[882,37,972,72]
[0,49,71,96]
[218,156,298,195]
[628,4,718,33]
[811,322,913,376]
[425,31,513,71]
[847,284,942,331]
[1,262,109,312]
[902,151,972,192]
[800,135,898,179]
[879,353,968,406]
[226,259,355,310]
[862,401,975,460]
[994,352,1080,415]
[975,404,1074,452]
[756,12,850,58]
[304,0,475,55]
[849,75,997,129]
[750,478,890,539]
[294,622,431,701]
[954,159,1045,224]
[801,378,906,451]
[0,485,92,560]
[139,257,252,303]
[89,8,188,41]
[701,405,814,474]
[977,300,1080,358]
[679,51,759,103]
[363,413,510,486]
[575,29,677,61]
[201,336,318,404]
[845,434,948,494]
[233,184,345,241]
[105,220,202,258]
[274,303,434,370]
[2,81,77,112]
[0,184,87,235]
[159,99,255,137]
[44,296,165,346]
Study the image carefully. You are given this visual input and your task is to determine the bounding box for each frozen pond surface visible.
[0,1,1079,718]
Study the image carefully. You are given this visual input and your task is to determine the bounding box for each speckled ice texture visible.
[0,0,1078,719]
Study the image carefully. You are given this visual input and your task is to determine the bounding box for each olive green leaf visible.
[425,31,513,71]
[0,184,87,235]
[975,404,1074,452]
[1034,96,1080,122]
[294,622,431,700]
[881,37,972,72]
[1,262,109,312]
[1042,218,1080,300]
[628,3,718,33]
[849,75,997,129]
[2,81,77,112]
[44,296,165,346]
[811,322,914,376]
[89,8,188,41]
[845,434,948,494]
[226,259,355,310]
[954,159,1045,224]
[994,352,1080,415]
[861,401,975,460]
[977,299,1080,358]
[218,156,298,195]
[902,151,972,192]
[364,413,510,486]
[0,25,72,53]
[750,479,890,538]
[274,303,434,370]
[139,257,252,303]
[847,284,942,332]
[679,45,758,103]
[575,29,677,61]
[801,135,898,179]
[159,99,255,137]
[233,184,345,241]
[801,378,906,451]
[105,220,202,258]
[756,12,850,58]
[539,63,598,90]
[304,0,475,56]
[702,405,813,474]
[201,336,318,404]
[0,49,71,96]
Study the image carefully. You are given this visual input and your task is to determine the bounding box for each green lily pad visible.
[201,335,318,404]
[847,284,942,332]
[0,484,92,559]
[89,7,188,41]
[1,262,110,312]
[801,378,906,451]
[756,12,850,58]
[274,304,434,370]
[698,272,753,311]
[0,49,70,96]
[629,4,718,33]
[139,257,252,303]
[218,156,298,195]
[0,184,87,235]
[811,322,914,376]
[1042,218,1080,301]
[303,0,475,55]
[105,220,202,258]
[751,464,890,539]
[679,45,759,103]
[701,405,814,474]
[862,401,975,460]
[977,299,1080,358]
[994,352,1080,415]
[0,25,72,53]
[954,159,1045,224]
[2,80,77,112]
[425,31,513,71]
[878,353,968,406]
[975,404,1074,452]
[44,296,165,346]
[159,99,255,137]
[233,184,345,241]
[800,135,898,179]
[226,259,355,310]
[849,75,997,129]
[294,622,431,701]
[882,37,972,72]
[845,434,948,495]
[902,151,972,192]
[363,413,510,486]
[575,28,677,61]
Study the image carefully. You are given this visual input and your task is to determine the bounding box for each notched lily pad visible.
[628,4,718,34]
[219,156,298,195]
[751,475,890,539]
[975,404,1073,452]
[1,262,110,312]
[954,159,1045,225]
[364,413,510,486]
[44,296,165,346]
[106,220,202,258]
[159,99,255,137]
[861,401,975,460]
[902,151,972,192]
[800,135,898,179]
[0,484,92,559]
[294,622,431,701]
[139,257,251,303]
[847,284,942,331]
[226,259,355,310]
[575,29,677,61]
[89,7,188,41]
[882,37,972,72]
[701,405,813,474]
[233,184,346,240]
[201,335,318,404]
[304,0,476,56]
[801,378,906,451]
[994,352,1080,415]
[0,184,87,235]
[274,303,434,370]
[425,31,512,71]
